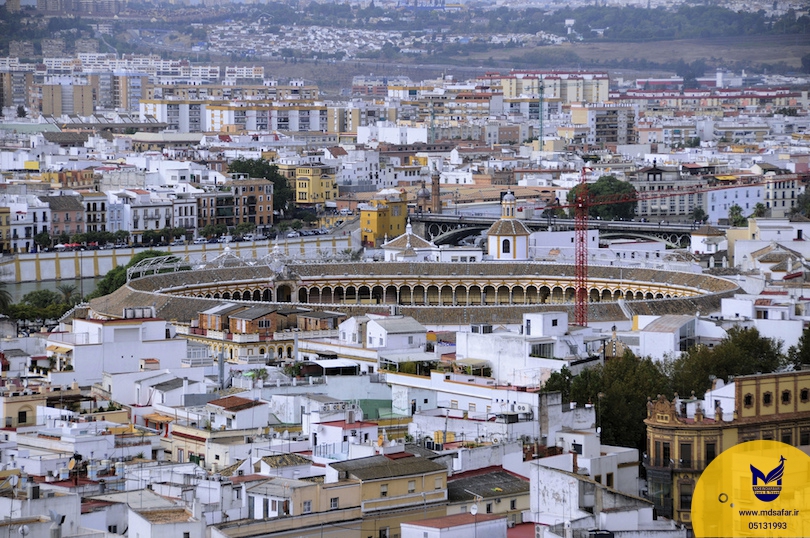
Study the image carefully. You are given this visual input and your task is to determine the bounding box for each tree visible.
[87,250,169,299]
[751,202,767,218]
[667,327,787,398]
[114,230,130,245]
[228,158,294,213]
[691,207,707,223]
[728,203,747,227]
[787,325,810,368]
[0,282,12,313]
[21,289,62,309]
[201,223,227,238]
[142,230,160,246]
[567,175,637,221]
[34,231,52,251]
[55,284,79,305]
[542,366,573,401]
[234,222,256,236]
[569,351,670,452]
[16,105,26,118]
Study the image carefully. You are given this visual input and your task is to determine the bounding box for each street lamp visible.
[597,392,605,436]
[470,502,478,538]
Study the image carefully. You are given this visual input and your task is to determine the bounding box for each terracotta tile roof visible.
[208,395,265,412]
[383,232,435,249]
[487,219,531,236]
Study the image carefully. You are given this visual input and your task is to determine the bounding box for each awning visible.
[455,358,490,367]
[143,413,175,424]
[311,358,361,368]
[325,201,337,208]
[46,345,70,353]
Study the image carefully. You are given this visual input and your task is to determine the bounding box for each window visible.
[408,480,416,493]
[551,318,558,327]
[235,488,241,500]
[680,443,692,468]
[330,497,339,509]
[380,484,388,497]
[606,473,614,488]
[744,393,753,407]
[763,392,773,406]
[782,390,792,405]
[679,483,693,510]
[16,410,26,424]
[502,239,510,254]
[510,499,516,510]
[782,430,792,445]
[595,474,602,484]
[530,342,554,358]
[706,442,716,464]
[801,430,810,446]
[408,336,413,345]
[435,477,442,489]
[802,389,810,402]
[486,503,493,513]
[184,533,190,538]
[303,500,312,513]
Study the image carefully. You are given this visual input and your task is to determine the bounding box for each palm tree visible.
[0,282,12,312]
[55,284,79,305]
[751,203,768,218]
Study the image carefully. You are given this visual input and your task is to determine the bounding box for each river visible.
[5,276,103,303]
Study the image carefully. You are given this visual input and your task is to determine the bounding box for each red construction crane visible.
[571,172,715,327]
[574,167,589,327]
[563,173,785,327]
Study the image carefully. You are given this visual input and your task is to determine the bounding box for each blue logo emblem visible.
[750,455,785,502]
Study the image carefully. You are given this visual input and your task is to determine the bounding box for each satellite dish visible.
[470,504,478,516]
[68,459,76,471]
[8,475,18,487]
[18,524,29,536]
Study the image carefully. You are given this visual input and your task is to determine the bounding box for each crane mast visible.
[575,167,589,327]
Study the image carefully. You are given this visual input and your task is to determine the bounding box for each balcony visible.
[272,329,338,340]
[232,333,260,343]
[644,453,713,473]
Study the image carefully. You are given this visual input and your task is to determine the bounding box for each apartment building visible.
[39,82,94,116]
[569,102,638,148]
[293,163,338,209]
[630,164,706,221]
[228,175,274,233]
[38,194,84,240]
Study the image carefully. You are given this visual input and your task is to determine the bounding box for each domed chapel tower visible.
[486,190,530,260]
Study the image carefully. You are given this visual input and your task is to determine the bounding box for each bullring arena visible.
[88,257,740,328]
